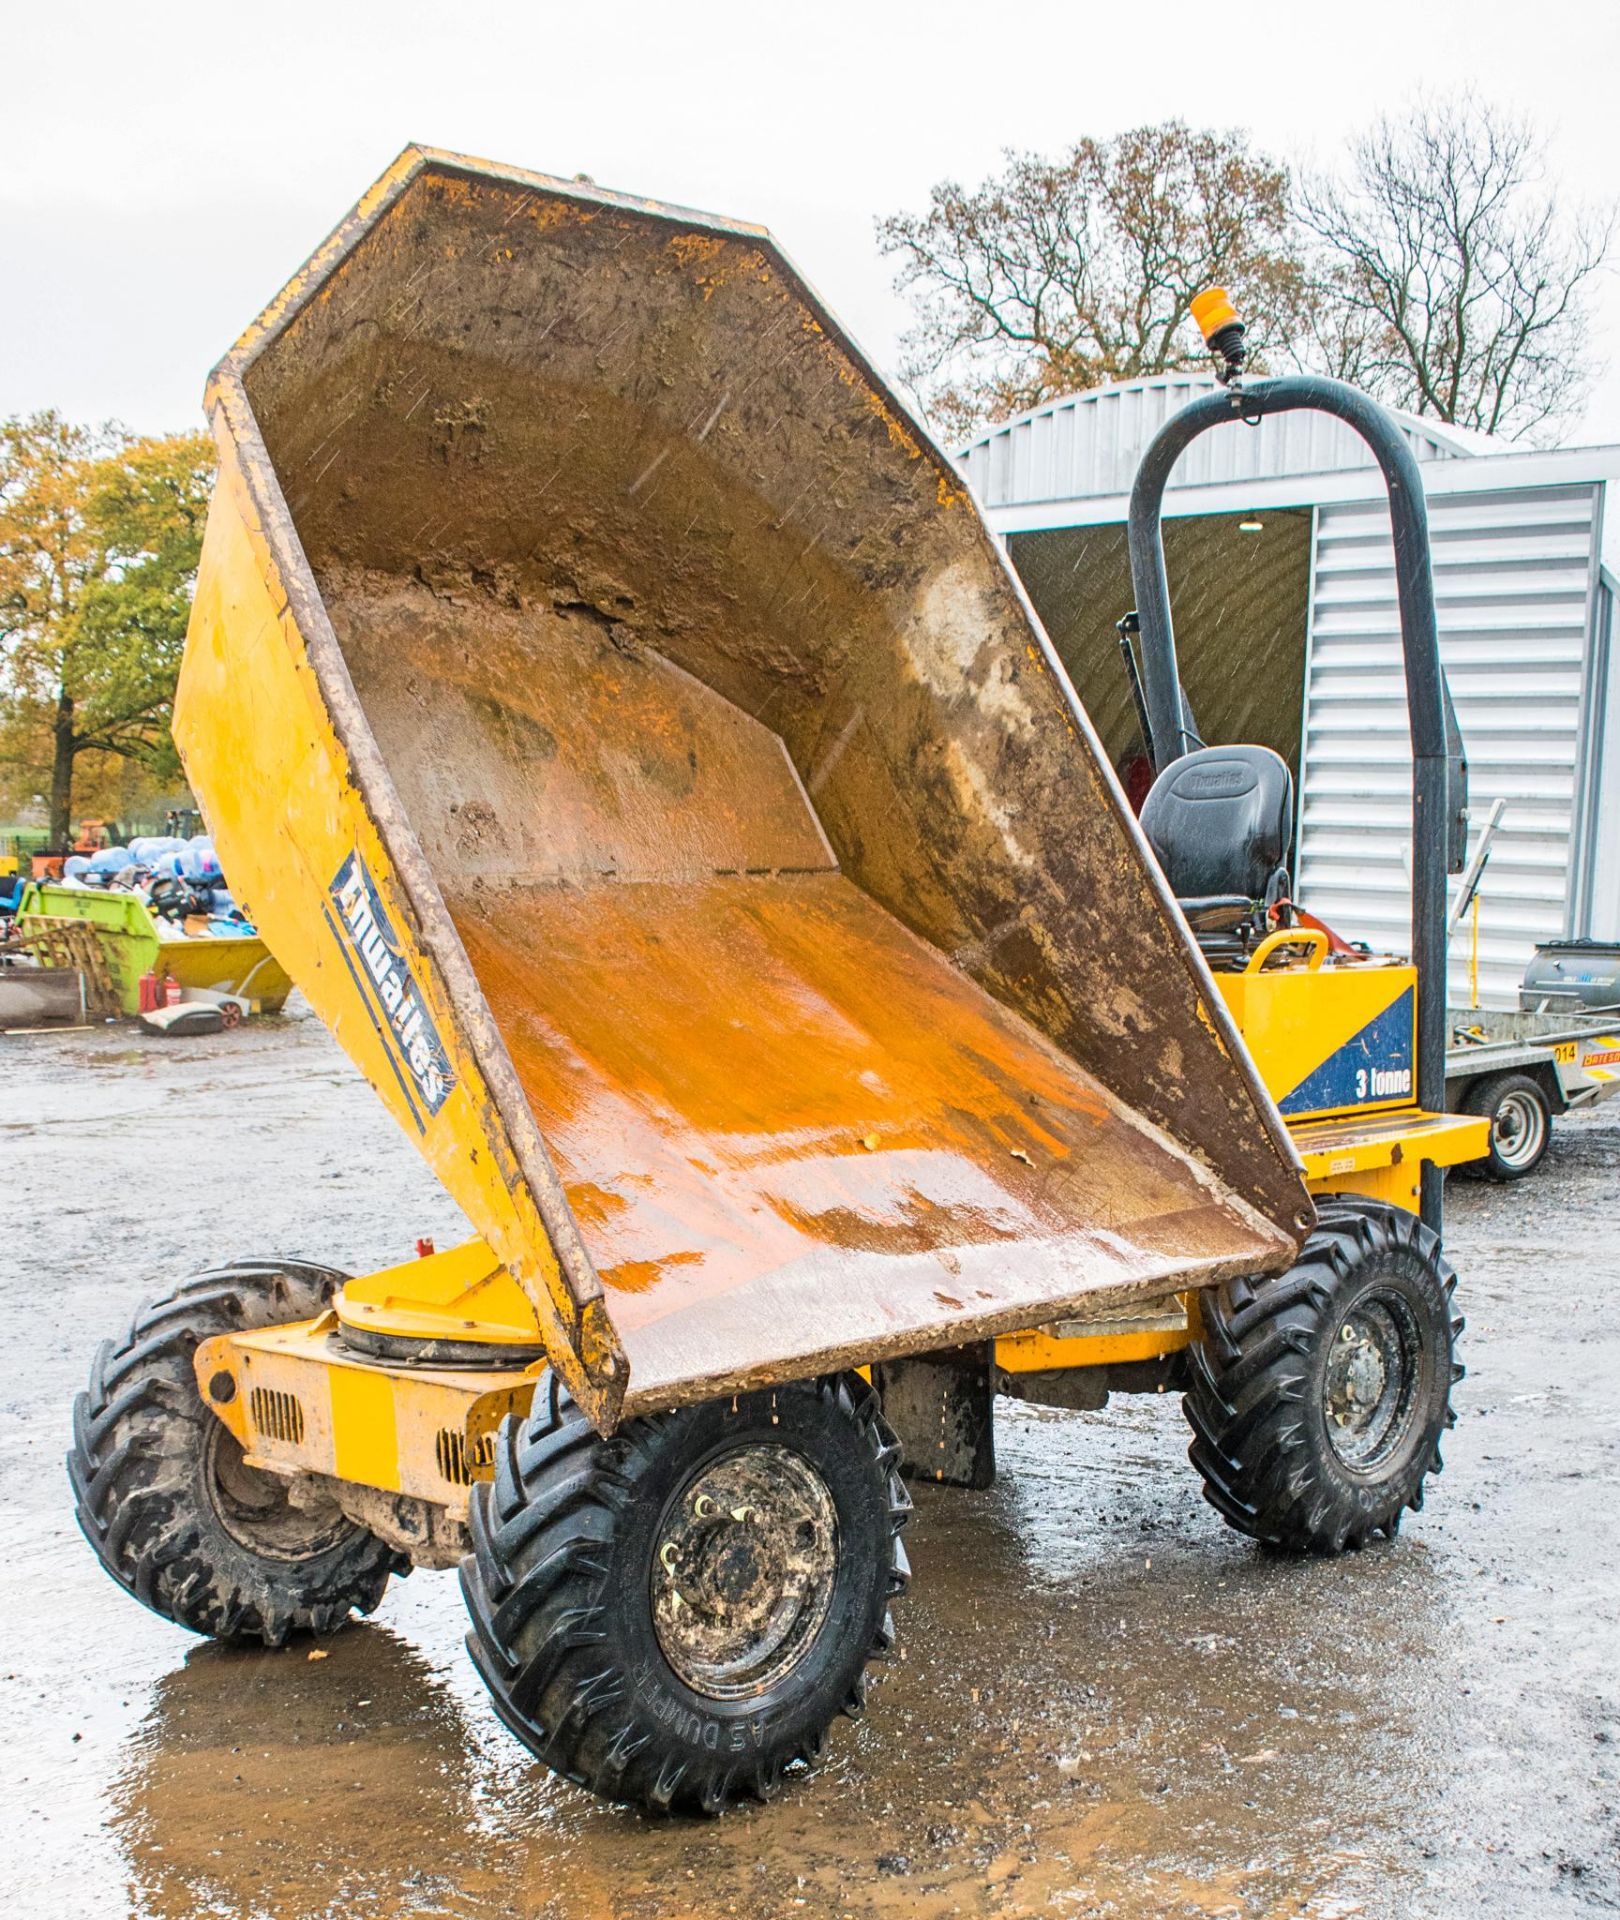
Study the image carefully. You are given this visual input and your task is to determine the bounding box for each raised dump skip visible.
[176,148,1311,1427]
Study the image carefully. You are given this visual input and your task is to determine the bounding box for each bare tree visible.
[878,122,1305,441]
[1298,95,1614,442]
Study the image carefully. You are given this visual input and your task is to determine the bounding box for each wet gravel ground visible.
[2,1000,1617,1919]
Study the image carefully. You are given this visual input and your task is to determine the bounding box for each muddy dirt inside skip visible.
[4,1003,1617,1918]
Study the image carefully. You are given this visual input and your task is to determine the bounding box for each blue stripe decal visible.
[321,900,427,1134]
[326,850,456,1121]
[1280,986,1415,1116]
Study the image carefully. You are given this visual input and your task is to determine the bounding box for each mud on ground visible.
[2,1002,1616,1918]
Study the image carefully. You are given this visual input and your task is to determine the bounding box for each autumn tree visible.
[0,415,213,843]
[877,121,1306,439]
[1296,96,1614,442]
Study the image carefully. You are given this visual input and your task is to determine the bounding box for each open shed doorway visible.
[1007,508,1315,818]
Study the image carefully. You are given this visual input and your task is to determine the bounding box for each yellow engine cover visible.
[1215,958,1417,1123]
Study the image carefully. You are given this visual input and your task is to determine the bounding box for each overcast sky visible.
[6,0,1619,448]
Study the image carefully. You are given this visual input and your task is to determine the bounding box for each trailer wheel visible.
[461,1372,910,1814]
[1457,1071,1552,1181]
[69,1261,405,1643]
[1184,1200,1462,1553]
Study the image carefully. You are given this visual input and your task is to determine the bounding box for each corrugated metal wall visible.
[959,374,1462,506]
[1296,484,1602,1005]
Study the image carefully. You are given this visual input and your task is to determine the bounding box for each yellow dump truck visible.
[70,150,1479,1815]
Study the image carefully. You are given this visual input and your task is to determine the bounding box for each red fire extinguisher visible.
[163,976,183,1008]
[137,971,159,1013]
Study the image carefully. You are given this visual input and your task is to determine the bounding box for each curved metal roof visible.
[956,371,1492,509]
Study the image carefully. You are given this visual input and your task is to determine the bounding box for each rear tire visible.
[461,1372,910,1814]
[69,1260,404,1643]
[1457,1071,1552,1181]
[1184,1200,1462,1553]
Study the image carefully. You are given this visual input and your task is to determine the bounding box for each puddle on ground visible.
[101,1406,1450,1920]
[8,1017,1617,1920]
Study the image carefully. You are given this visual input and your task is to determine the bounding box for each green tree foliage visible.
[877,121,1305,440]
[0,414,213,843]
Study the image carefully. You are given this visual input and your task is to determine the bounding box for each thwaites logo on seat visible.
[328,851,454,1118]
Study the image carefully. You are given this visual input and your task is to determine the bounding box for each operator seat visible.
[1139,744,1293,962]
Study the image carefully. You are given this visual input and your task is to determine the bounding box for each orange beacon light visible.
[1191,287,1247,384]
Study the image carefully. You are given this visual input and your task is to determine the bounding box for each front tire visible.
[1184,1200,1462,1553]
[1458,1071,1552,1181]
[69,1261,404,1643]
[461,1372,910,1814]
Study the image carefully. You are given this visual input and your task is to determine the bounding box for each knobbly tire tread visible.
[461,1371,910,1815]
[1184,1199,1463,1554]
[69,1260,405,1644]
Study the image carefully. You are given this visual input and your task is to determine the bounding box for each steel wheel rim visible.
[203,1419,351,1561]
[1322,1290,1423,1472]
[650,1444,838,1699]
[1493,1090,1545,1169]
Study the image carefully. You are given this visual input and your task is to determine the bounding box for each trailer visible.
[1448,1008,1620,1180]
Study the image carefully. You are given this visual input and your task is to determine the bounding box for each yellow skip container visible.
[175,147,1312,1431]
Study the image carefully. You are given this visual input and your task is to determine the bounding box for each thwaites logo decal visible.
[328,851,455,1122]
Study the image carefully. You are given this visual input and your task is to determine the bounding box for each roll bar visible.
[1126,374,1468,1236]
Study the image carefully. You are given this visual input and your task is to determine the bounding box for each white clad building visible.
[958,374,1620,1006]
